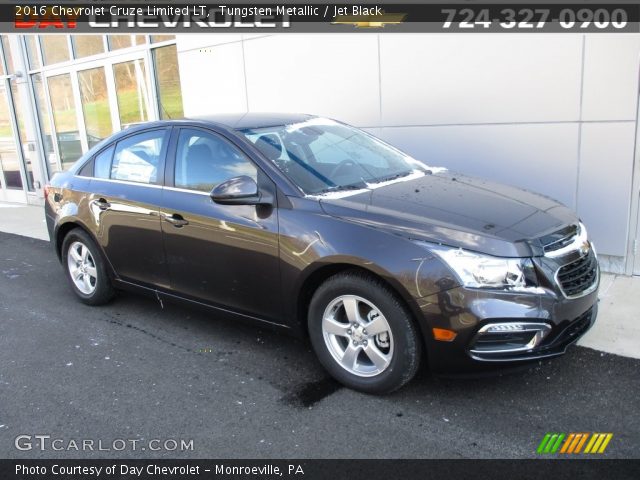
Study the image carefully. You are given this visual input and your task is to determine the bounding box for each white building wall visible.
[176,33,640,271]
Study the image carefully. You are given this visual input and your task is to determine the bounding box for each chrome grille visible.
[541,224,578,254]
[556,250,598,297]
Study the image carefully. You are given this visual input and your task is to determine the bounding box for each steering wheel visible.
[330,159,358,178]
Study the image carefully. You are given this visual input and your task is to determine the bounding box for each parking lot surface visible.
[1,232,638,459]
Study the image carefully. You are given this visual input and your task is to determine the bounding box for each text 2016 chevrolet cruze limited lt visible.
[45,113,599,393]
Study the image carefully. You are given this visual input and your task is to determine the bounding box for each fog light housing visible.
[470,322,551,355]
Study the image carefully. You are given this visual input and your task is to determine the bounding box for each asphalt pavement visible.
[1,231,638,459]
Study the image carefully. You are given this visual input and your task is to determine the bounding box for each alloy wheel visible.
[67,241,98,295]
[321,295,394,377]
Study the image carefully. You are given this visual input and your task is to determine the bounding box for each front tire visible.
[61,228,114,306]
[308,271,422,394]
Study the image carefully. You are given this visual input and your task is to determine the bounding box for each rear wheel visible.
[308,271,422,393]
[61,229,114,305]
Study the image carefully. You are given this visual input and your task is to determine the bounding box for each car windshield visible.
[240,118,431,195]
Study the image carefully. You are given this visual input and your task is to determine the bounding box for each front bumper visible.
[417,255,599,373]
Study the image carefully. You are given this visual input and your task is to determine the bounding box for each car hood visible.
[318,172,578,257]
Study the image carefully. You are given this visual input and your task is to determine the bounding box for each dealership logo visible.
[537,432,613,454]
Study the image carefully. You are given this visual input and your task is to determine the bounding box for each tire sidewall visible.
[308,273,421,394]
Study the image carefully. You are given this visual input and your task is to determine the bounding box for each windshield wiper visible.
[314,183,366,195]
[370,171,415,184]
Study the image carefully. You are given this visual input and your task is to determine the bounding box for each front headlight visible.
[426,245,538,289]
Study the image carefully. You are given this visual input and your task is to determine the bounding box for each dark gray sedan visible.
[45,113,599,393]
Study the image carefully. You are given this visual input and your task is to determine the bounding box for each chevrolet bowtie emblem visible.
[332,13,407,28]
[579,241,591,256]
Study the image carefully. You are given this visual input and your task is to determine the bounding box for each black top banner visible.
[6,2,640,33]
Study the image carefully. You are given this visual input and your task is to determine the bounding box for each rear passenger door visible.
[159,126,282,323]
[87,128,171,289]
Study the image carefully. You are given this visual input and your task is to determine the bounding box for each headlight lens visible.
[427,245,537,289]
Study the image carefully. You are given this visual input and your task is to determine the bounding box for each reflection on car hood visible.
[318,172,578,257]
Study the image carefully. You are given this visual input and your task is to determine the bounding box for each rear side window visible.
[111,130,166,184]
[94,145,114,179]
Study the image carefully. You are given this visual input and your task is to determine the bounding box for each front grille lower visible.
[541,307,594,348]
[556,250,598,297]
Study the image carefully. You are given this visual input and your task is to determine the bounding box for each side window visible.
[94,145,114,179]
[111,130,166,184]
[174,129,257,193]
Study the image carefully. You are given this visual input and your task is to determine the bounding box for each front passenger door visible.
[160,127,282,323]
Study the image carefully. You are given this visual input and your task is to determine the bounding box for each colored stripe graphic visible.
[573,433,589,453]
[538,433,613,454]
[585,433,613,454]
[537,433,565,454]
[537,433,552,454]
[560,433,575,453]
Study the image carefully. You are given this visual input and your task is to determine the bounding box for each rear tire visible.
[308,271,422,394]
[61,228,115,306]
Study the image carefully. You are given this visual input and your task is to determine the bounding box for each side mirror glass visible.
[210,176,271,206]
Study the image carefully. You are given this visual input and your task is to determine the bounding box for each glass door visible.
[47,73,83,170]
[113,58,151,128]
[78,66,113,148]
[0,81,27,202]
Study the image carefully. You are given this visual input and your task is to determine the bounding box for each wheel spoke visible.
[69,247,82,263]
[363,343,390,371]
[342,296,362,325]
[323,317,349,337]
[341,343,360,370]
[83,274,92,291]
[86,265,97,279]
[365,314,389,336]
[69,266,80,280]
[80,245,88,262]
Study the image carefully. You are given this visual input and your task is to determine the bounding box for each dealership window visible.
[72,35,105,59]
[78,67,112,148]
[114,59,150,127]
[25,36,41,70]
[111,130,165,184]
[175,129,257,192]
[17,34,183,179]
[1,36,14,74]
[153,45,184,119]
[151,35,176,43]
[41,36,70,65]
[48,73,81,168]
[108,35,146,51]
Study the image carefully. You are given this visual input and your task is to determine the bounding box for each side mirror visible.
[210,176,272,206]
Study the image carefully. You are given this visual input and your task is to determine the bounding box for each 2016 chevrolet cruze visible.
[45,113,599,393]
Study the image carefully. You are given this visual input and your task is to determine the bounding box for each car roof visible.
[117,113,317,136]
[187,112,315,130]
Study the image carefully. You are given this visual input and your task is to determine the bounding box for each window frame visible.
[77,127,169,185]
[110,127,169,186]
[164,126,262,194]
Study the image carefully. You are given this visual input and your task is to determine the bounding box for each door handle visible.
[163,213,189,228]
[93,198,111,210]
